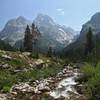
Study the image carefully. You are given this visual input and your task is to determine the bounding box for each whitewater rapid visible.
[50,71,79,99]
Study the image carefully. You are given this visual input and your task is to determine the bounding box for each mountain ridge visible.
[0,14,78,52]
[64,12,100,59]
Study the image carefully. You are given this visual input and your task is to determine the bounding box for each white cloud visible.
[57,8,63,11]
[56,8,65,16]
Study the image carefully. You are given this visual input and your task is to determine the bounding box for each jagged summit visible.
[80,12,100,39]
[5,16,31,28]
[16,16,29,23]
[0,16,31,45]
[33,13,76,49]
[34,13,56,27]
[17,16,26,20]
[36,13,54,22]
[64,12,100,53]
[0,14,77,52]
[90,12,100,23]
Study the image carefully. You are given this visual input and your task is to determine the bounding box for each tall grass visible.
[81,62,100,100]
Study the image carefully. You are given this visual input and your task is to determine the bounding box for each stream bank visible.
[1,65,85,100]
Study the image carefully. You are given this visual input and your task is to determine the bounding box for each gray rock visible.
[22,52,31,56]
[1,55,12,60]
[35,59,44,68]
[12,83,34,93]
[0,94,7,100]
[2,64,10,69]
[0,64,10,69]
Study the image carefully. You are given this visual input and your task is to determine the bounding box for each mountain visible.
[0,14,77,52]
[64,12,100,60]
[79,12,100,41]
[0,16,31,45]
[66,12,100,49]
[33,14,77,52]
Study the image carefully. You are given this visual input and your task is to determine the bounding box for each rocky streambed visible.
[50,72,79,99]
[2,65,85,100]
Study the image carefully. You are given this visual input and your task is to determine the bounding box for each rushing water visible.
[49,72,79,99]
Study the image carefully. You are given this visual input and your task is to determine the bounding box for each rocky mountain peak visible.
[5,16,31,27]
[90,12,100,23]
[36,14,54,22]
[0,14,77,52]
[0,16,31,45]
[17,16,26,20]
[79,12,100,39]
[34,14,56,27]
[16,16,28,24]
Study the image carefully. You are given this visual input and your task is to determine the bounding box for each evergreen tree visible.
[84,27,94,56]
[32,23,35,37]
[32,23,40,52]
[47,46,52,57]
[24,25,33,52]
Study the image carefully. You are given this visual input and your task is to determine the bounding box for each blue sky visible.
[0,0,100,31]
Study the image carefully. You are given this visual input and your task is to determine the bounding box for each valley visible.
[0,50,84,100]
[0,5,100,100]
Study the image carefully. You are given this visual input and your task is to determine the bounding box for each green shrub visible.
[81,62,100,99]
[0,55,64,93]
[3,86,11,93]
[7,59,24,67]
[81,63,95,78]
[30,51,39,59]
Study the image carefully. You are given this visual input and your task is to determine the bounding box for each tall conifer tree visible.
[24,25,33,52]
[85,27,94,55]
